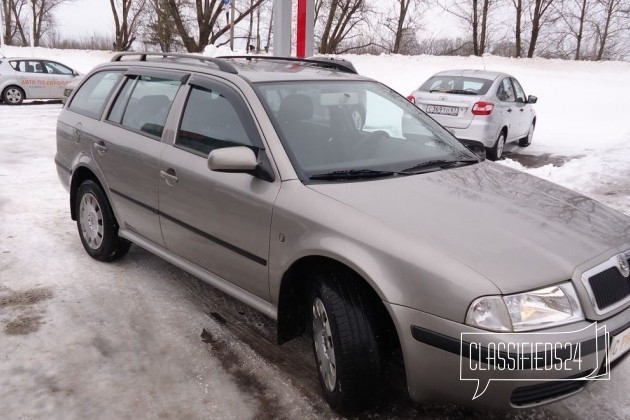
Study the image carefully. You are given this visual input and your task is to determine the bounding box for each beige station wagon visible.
[55,53,630,414]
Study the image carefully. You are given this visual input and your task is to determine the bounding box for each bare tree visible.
[510,0,524,56]
[145,0,177,51]
[593,0,630,60]
[1,0,28,45]
[166,0,264,53]
[382,0,424,54]
[437,0,495,56]
[29,0,68,46]
[109,0,146,51]
[527,0,558,57]
[555,0,596,59]
[318,0,371,54]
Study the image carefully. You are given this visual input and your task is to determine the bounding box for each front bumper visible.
[387,302,630,409]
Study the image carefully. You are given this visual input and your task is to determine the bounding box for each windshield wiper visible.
[309,169,407,181]
[401,159,479,174]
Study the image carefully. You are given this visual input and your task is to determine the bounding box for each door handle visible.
[519,108,524,112]
[94,141,107,155]
[73,122,82,143]
[160,169,179,185]
[507,108,513,113]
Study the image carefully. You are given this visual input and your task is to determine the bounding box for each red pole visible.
[296,0,307,57]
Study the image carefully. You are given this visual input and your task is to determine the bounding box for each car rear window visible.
[419,76,493,95]
[69,71,123,119]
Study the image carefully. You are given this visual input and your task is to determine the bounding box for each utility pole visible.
[229,0,235,50]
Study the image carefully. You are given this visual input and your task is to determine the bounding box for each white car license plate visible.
[608,325,630,364]
[426,105,459,116]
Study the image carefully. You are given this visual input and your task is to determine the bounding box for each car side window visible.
[512,78,526,103]
[18,60,46,73]
[69,71,124,119]
[44,61,74,75]
[497,78,516,102]
[176,85,256,156]
[107,77,137,124]
[111,76,181,138]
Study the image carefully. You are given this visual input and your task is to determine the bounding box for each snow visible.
[1,46,629,418]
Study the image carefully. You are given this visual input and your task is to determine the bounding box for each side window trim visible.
[125,68,190,84]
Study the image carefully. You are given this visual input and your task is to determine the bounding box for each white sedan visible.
[0,58,82,105]
[407,69,537,160]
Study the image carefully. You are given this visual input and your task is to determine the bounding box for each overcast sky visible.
[55,0,114,37]
[53,0,459,40]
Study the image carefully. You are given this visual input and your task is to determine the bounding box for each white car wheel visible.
[3,86,25,105]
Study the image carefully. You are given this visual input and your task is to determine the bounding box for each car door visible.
[158,75,280,300]
[43,60,78,98]
[90,69,188,246]
[11,60,51,99]
[494,77,520,141]
[511,78,530,138]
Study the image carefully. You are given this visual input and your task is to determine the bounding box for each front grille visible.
[511,374,585,406]
[588,258,630,310]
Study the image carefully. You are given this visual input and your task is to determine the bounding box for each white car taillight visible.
[472,101,494,116]
[406,94,415,104]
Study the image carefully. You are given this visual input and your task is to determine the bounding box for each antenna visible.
[481,55,487,71]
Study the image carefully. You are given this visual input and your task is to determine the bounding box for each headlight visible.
[466,282,584,332]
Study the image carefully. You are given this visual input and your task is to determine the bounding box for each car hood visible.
[308,161,630,294]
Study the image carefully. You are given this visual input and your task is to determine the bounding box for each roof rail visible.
[110,52,238,74]
[218,55,358,74]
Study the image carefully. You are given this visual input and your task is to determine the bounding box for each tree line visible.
[1,0,629,60]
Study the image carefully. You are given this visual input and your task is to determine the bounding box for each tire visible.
[487,130,506,161]
[519,122,535,147]
[309,270,382,414]
[75,180,130,261]
[2,85,25,105]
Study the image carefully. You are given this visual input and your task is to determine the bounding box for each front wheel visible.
[75,180,130,261]
[309,271,382,414]
[487,131,506,161]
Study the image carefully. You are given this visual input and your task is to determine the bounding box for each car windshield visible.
[420,76,493,95]
[255,81,478,180]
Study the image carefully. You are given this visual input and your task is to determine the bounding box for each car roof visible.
[431,69,510,80]
[98,54,369,84]
[3,57,60,61]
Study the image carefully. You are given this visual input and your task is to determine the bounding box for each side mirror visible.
[527,95,538,104]
[208,146,258,172]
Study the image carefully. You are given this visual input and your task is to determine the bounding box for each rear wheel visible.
[75,180,130,261]
[309,270,382,414]
[487,130,506,161]
[2,86,25,105]
[519,122,535,147]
